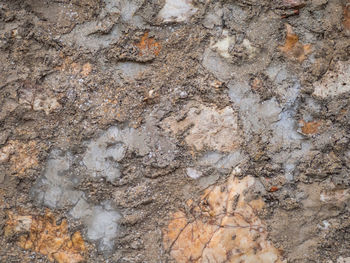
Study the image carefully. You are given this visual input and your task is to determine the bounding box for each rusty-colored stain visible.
[270,186,279,192]
[0,140,39,176]
[163,175,284,263]
[136,32,161,56]
[278,24,312,62]
[300,120,321,135]
[5,211,86,263]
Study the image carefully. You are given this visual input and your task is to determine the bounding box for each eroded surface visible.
[1,0,350,262]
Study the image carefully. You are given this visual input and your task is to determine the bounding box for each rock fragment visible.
[186,168,203,179]
[162,104,240,152]
[5,211,86,263]
[0,99,18,121]
[210,31,258,62]
[81,63,92,77]
[32,149,122,253]
[135,32,161,57]
[0,140,40,176]
[210,30,235,59]
[299,120,321,135]
[163,174,285,263]
[33,95,61,115]
[83,126,149,182]
[313,61,350,98]
[158,0,198,23]
[70,199,121,252]
[278,24,312,62]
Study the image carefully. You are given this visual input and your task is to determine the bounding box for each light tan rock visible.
[33,95,61,115]
[158,0,198,23]
[211,30,236,59]
[313,61,350,98]
[163,104,240,152]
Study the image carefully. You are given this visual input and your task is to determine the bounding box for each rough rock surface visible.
[0,0,350,262]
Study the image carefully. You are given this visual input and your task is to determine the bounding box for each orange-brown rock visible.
[5,211,86,263]
[278,24,312,62]
[136,32,161,56]
[300,120,321,135]
[163,175,285,263]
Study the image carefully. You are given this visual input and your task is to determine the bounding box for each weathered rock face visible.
[163,172,284,263]
[0,0,350,262]
[5,211,86,263]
